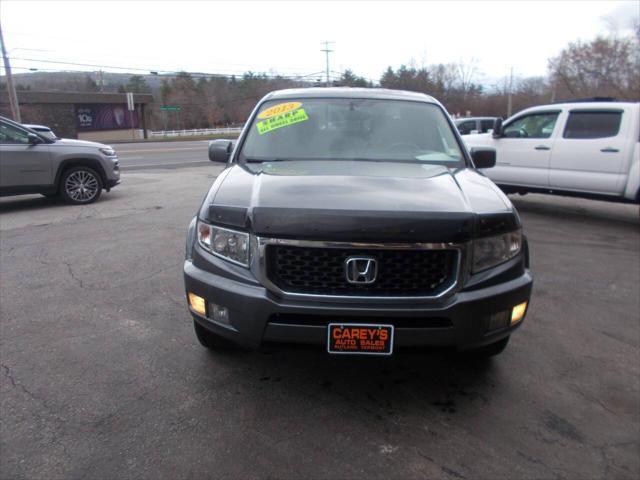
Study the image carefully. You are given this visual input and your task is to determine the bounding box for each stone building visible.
[0,91,154,141]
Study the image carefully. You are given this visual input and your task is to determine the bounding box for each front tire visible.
[60,167,102,205]
[193,320,237,349]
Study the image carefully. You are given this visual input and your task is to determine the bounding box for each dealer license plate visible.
[327,323,394,356]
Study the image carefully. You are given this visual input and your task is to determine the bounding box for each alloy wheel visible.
[64,170,99,203]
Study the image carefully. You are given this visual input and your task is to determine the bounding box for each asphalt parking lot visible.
[1,147,639,479]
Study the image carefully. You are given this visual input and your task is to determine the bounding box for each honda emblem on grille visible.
[345,257,378,284]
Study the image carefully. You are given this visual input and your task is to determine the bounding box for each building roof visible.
[2,91,154,105]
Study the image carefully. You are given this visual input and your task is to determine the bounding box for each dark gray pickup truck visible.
[184,88,532,357]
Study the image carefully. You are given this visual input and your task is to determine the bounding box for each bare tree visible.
[455,58,481,96]
[548,36,639,100]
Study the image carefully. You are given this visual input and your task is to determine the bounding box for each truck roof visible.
[531,101,639,110]
[264,87,438,104]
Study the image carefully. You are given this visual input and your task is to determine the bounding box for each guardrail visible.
[149,127,243,138]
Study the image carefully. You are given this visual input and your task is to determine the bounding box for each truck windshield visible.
[239,98,465,166]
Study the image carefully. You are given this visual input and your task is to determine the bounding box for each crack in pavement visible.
[568,382,620,417]
[1,363,72,462]
[63,261,84,289]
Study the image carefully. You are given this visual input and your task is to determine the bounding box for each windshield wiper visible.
[347,157,427,164]
[244,157,293,163]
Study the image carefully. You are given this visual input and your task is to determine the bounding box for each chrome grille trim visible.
[253,237,467,302]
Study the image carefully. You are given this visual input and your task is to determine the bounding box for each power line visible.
[2,67,333,104]
[5,53,379,85]
[3,66,335,91]
[4,65,75,72]
[7,56,326,81]
[3,64,368,88]
[9,56,163,74]
[5,30,323,73]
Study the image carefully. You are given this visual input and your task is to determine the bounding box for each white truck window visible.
[503,112,559,139]
[563,111,623,139]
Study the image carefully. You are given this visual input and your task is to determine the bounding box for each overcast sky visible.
[1,0,638,86]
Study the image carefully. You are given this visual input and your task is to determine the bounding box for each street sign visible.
[126,92,134,111]
[160,105,181,111]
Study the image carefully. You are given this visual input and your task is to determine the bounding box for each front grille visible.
[266,245,458,296]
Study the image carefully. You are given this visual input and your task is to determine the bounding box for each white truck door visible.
[549,108,627,195]
[483,110,561,188]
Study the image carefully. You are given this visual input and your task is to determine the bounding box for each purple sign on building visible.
[76,104,139,131]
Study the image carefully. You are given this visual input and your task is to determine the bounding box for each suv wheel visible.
[61,167,102,205]
[193,320,237,349]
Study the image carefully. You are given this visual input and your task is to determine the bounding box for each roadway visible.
[114,140,212,170]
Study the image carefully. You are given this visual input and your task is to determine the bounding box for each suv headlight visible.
[99,147,116,156]
[472,229,522,273]
[197,221,250,267]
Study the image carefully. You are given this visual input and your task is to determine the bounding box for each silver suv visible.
[0,116,120,204]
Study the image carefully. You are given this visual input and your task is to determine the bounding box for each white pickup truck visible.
[464,101,640,204]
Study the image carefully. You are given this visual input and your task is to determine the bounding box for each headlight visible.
[472,230,522,273]
[197,221,250,267]
[99,147,116,156]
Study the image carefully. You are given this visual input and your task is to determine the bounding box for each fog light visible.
[210,303,229,324]
[511,302,528,324]
[487,311,510,331]
[187,293,206,316]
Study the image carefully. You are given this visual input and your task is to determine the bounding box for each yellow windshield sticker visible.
[257,108,309,135]
[257,102,302,119]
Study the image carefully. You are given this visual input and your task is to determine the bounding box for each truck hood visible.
[201,161,516,243]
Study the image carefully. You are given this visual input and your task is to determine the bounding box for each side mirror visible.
[492,118,503,138]
[471,147,496,169]
[208,139,235,163]
[27,133,43,145]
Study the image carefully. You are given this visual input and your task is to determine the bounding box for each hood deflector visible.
[206,205,519,243]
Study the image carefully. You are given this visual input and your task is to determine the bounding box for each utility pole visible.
[0,22,21,122]
[507,66,514,117]
[321,41,334,87]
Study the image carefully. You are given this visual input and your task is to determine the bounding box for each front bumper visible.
[104,157,120,189]
[183,259,533,351]
[105,179,120,190]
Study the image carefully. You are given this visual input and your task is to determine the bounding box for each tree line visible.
[149,33,640,130]
[4,32,638,131]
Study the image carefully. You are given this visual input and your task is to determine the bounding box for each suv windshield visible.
[239,98,465,166]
